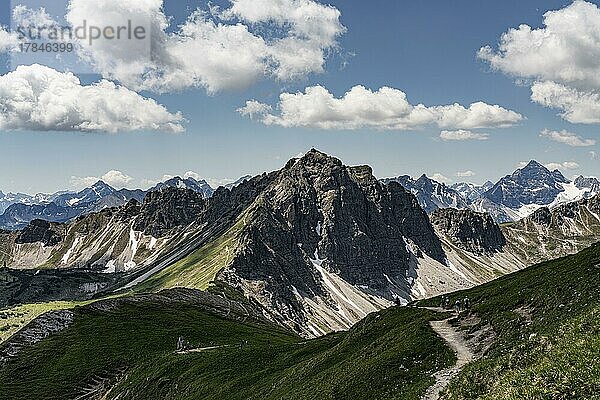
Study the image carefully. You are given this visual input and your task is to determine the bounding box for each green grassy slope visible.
[109,307,453,400]
[133,210,249,293]
[0,293,453,400]
[420,242,600,400]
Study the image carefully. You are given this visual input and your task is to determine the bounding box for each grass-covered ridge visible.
[0,288,453,400]
[419,242,600,399]
[133,207,252,293]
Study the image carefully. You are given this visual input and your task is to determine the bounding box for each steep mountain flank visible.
[419,243,600,400]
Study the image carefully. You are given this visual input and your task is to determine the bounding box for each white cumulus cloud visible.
[531,81,600,124]
[440,130,489,141]
[478,1,600,90]
[545,161,580,171]
[431,173,452,184]
[480,1,600,125]
[71,170,133,189]
[456,170,476,178]
[63,0,345,94]
[0,64,184,133]
[239,85,523,130]
[539,128,596,147]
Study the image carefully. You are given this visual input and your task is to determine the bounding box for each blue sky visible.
[0,0,598,194]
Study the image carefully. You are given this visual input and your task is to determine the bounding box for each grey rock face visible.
[219,150,446,329]
[431,208,506,255]
[133,188,206,237]
[15,219,63,247]
[527,207,552,226]
[525,193,600,228]
[574,176,600,195]
[225,175,253,190]
[451,181,494,203]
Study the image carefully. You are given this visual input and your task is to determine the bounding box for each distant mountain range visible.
[384,160,599,223]
[0,176,223,230]
[381,175,469,213]
[1,159,598,231]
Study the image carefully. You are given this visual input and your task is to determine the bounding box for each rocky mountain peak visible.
[517,160,568,183]
[483,160,569,209]
[149,176,214,198]
[286,149,343,172]
[574,176,600,193]
[522,159,545,171]
[430,208,506,255]
[90,181,117,195]
[223,152,446,308]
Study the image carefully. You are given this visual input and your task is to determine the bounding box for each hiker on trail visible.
[454,300,461,313]
[177,336,185,352]
[394,295,402,306]
[444,296,451,309]
[463,297,470,310]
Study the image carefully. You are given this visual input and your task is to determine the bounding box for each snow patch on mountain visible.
[61,237,81,265]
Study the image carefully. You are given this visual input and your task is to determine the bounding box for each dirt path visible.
[421,308,475,400]
[176,345,231,354]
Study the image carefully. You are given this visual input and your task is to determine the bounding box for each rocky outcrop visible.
[574,176,600,195]
[15,220,63,247]
[527,207,552,226]
[502,193,600,264]
[431,208,506,255]
[0,310,74,367]
[148,177,214,198]
[0,268,119,308]
[132,188,206,237]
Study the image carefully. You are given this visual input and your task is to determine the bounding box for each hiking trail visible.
[420,307,475,400]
